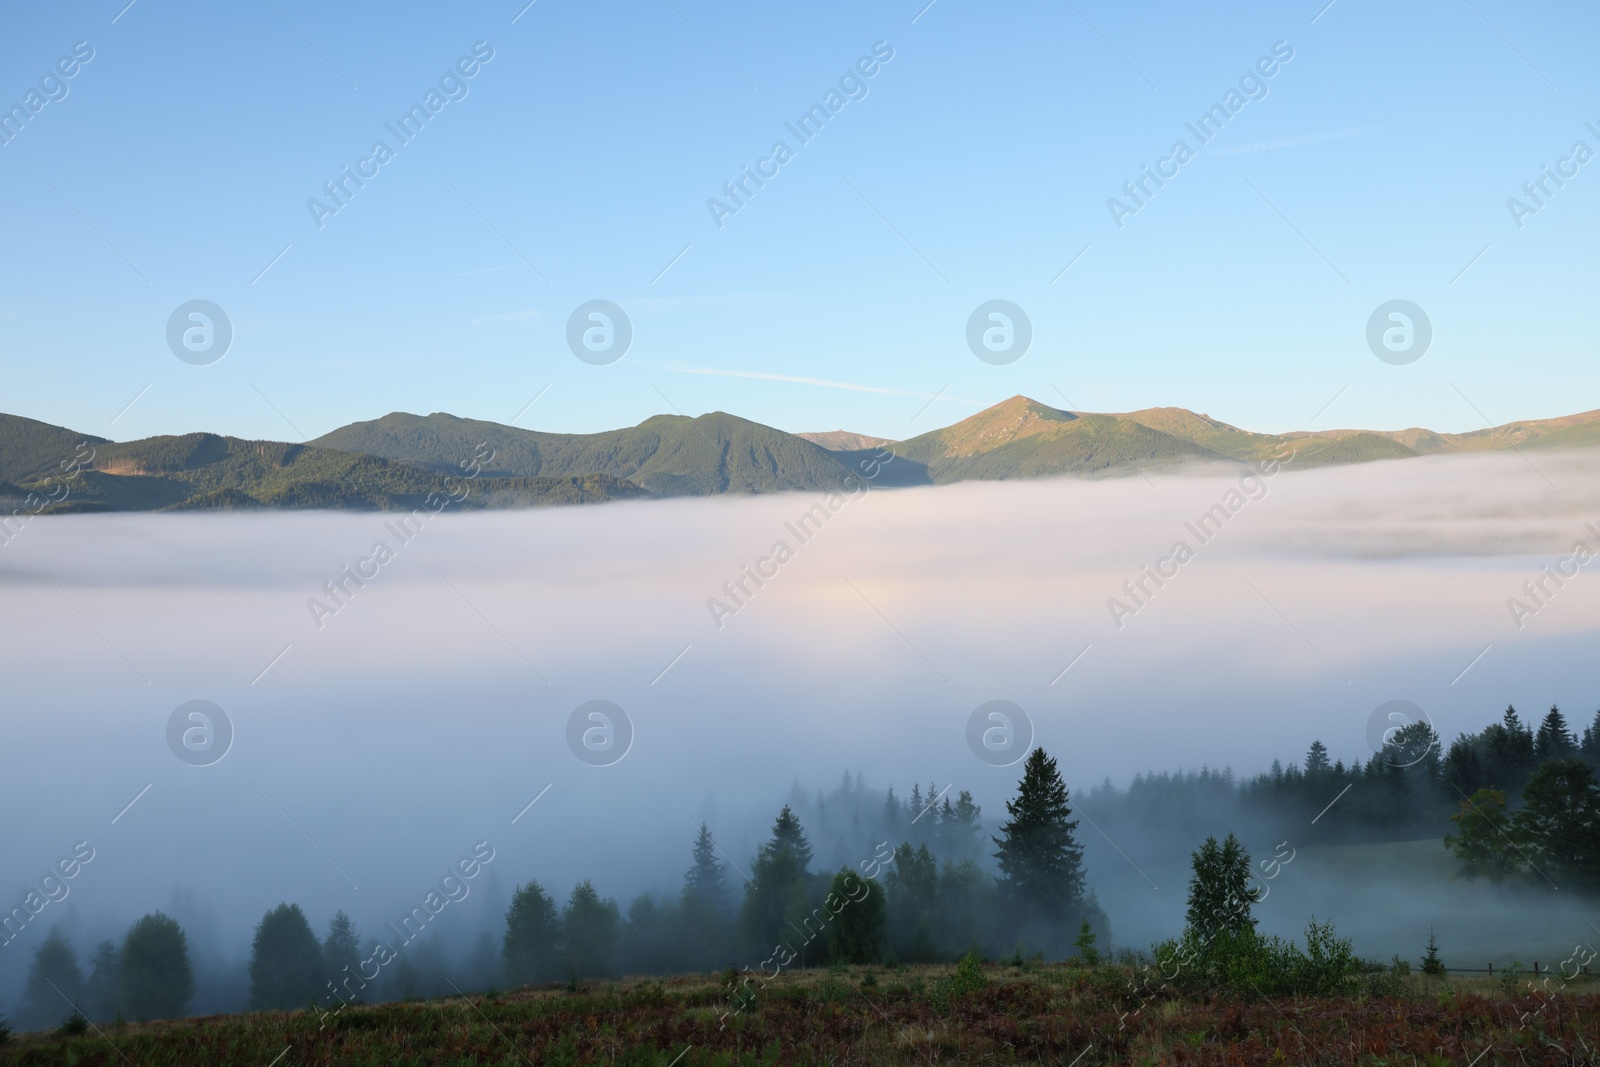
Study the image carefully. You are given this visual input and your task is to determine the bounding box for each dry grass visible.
[1,961,1594,1066]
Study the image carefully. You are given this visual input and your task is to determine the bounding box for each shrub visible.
[0,1015,11,1046]
[1295,918,1357,996]
[929,950,988,1011]
[1361,966,1405,999]
[1155,918,1357,998]
[58,1012,89,1036]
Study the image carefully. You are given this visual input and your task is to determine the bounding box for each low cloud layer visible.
[3,449,1598,995]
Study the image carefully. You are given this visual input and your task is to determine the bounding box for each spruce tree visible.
[1487,705,1536,787]
[1073,919,1100,965]
[682,823,728,912]
[1516,759,1600,888]
[1420,927,1445,976]
[1582,709,1600,764]
[1304,740,1331,775]
[882,787,901,840]
[825,869,886,964]
[248,903,324,1009]
[740,807,813,959]
[503,881,559,986]
[992,747,1086,922]
[118,913,194,1022]
[769,805,813,871]
[883,843,939,962]
[1184,833,1260,944]
[322,911,363,1001]
[80,941,118,1023]
[681,825,731,971]
[1535,706,1576,762]
[23,929,83,1030]
[560,881,620,979]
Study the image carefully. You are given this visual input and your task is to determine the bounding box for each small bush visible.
[59,1012,90,1036]
[929,950,988,1011]
[0,1015,11,1046]
[1361,967,1405,999]
[1156,918,1357,997]
[813,977,850,1005]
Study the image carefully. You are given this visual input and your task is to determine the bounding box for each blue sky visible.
[2,0,1596,444]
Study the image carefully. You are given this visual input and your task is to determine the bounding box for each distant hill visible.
[797,430,893,451]
[1290,408,1600,454]
[0,413,107,483]
[1114,407,1284,461]
[312,411,862,496]
[894,397,1226,482]
[9,431,647,513]
[5,397,1600,513]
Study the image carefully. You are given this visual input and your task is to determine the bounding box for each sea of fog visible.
[4,449,1600,1001]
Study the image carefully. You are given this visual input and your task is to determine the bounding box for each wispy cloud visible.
[1212,125,1378,157]
[636,363,943,399]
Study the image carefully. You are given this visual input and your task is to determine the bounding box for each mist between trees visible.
[8,698,1600,1033]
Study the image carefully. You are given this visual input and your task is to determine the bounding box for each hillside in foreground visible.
[3,963,1593,1067]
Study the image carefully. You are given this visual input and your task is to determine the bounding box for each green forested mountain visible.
[311,410,863,496]
[1,430,646,513]
[0,413,108,483]
[894,397,1227,482]
[4,397,1599,513]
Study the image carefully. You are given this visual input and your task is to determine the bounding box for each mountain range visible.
[3,396,1597,513]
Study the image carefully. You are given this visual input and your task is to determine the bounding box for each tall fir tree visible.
[1581,708,1600,763]
[248,903,324,1010]
[881,786,901,841]
[23,929,83,1029]
[883,844,939,962]
[825,869,886,964]
[1488,705,1536,780]
[81,940,118,1023]
[503,881,560,986]
[683,823,729,912]
[1304,740,1331,775]
[680,823,732,970]
[1535,706,1576,761]
[740,806,814,959]
[767,805,814,871]
[1516,759,1600,888]
[992,748,1086,922]
[1184,833,1260,943]
[118,913,194,1022]
[560,881,620,979]
[322,911,363,1004]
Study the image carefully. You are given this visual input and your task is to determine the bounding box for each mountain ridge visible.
[4,398,1597,513]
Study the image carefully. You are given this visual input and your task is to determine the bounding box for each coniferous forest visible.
[7,700,1600,1037]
